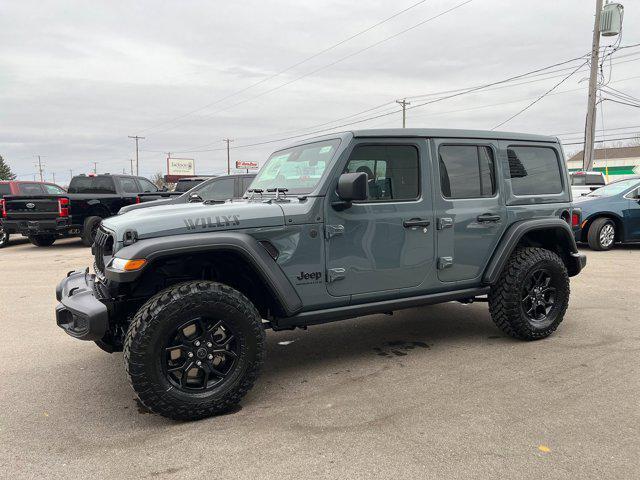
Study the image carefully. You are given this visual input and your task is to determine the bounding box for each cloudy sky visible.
[1,0,639,184]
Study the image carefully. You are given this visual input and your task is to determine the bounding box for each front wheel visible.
[489,247,569,340]
[29,235,56,247]
[0,229,9,248]
[124,281,265,421]
[587,217,616,251]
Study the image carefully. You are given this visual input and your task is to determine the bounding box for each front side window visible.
[249,139,341,194]
[507,146,562,195]
[139,178,157,193]
[439,145,495,199]
[344,145,419,201]
[44,184,65,194]
[196,177,235,201]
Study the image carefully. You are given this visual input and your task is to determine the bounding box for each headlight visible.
[109,257,147,272]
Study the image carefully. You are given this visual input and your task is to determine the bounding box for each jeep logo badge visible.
[26,203,35,209]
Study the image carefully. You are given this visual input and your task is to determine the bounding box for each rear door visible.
[433,139,506,283]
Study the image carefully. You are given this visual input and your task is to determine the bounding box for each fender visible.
[483,218,586,284]
[104,232,303,317]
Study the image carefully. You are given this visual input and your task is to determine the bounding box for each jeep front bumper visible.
[55,270,109,341]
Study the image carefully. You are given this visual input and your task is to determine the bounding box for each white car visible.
[570,171,606,197]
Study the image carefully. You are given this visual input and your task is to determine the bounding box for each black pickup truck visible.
[1,173,158,247]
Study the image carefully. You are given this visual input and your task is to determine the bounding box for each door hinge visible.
[438,257,454,270]
[327,268,346,283]
[325,224,345,239]
[437,217,454,230]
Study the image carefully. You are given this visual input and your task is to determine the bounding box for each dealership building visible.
[567,145,640,181]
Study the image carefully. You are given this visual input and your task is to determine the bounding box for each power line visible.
[140,0,476,137]
[135,0,433,136]
[562,135,639,146]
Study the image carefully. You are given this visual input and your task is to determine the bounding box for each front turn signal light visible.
[110,258,147,272]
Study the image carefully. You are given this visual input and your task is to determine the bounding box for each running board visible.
[274,287,490,329]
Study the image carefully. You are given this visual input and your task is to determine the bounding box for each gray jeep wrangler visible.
[55,129,586,420]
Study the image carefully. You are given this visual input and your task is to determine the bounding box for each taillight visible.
[571,212,580,227]
[135,196,141,204]
[58,197,70,217]
[0,199,6,218]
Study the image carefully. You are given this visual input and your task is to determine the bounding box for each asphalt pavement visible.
[0,236,638,479]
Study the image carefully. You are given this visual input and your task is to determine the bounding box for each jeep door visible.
[324,139,435,298]
[432,139,507,283]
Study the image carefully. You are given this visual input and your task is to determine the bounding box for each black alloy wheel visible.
[521,268,556,325]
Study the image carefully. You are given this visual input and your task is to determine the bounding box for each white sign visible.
[167,158,195,176]
[236,160,259,170]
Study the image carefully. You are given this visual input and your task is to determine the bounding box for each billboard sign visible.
[235,160,259,170]
[167,158,195,176]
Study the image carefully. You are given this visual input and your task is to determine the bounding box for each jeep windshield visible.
[248,139,341,195]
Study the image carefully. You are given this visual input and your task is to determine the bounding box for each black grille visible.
[93,227,114,274]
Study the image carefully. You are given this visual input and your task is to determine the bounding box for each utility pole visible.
[128,135,145,176]
[36,155,44,182]
[396,98,411,128]
[583,0,604,171]
[52,172,56,184]
[93,162,98,174]
[129,158,134,175]
[69,169,73,182]
[223,138,234,174]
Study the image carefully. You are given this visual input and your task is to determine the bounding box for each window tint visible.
[18,183,45,195]
[44,184,65,194]
[138,178,157,192]
[507,147,562,195]
[241,176,254,193]
[120,178,139,194]
[0,184,11,195]
[345,145,419,201]
[439,145,495,199]
[197,177,235,201]
[68,176,117,194]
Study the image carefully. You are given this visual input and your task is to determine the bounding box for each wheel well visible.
[86,206,110,220]
[130,251,281,318]
[581,214,623,242]
[516,227,576,273]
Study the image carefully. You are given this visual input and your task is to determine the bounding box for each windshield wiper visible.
[245,188,264,200]
[266,187,288,201]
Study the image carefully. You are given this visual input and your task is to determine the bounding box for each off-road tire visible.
[81,216,103,246]
[587,217,615,251]
[124,281,266,421]
[29,235,56,247]
[488,247,569,340]
[0,229,9,248]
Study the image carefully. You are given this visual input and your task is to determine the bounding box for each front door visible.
[433,139,506,283]
[325,139,435,297]
[625,186,640,241]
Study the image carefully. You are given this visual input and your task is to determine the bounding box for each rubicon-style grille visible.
[93,227,114,274]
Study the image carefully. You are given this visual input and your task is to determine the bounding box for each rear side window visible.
[68,176,117,194]
[507,146,562,195]
[0,184,11,195]
[438,145,496,199]
[18,183,45,195]
[344,145,419,201]
[44,184,65,194]
[120,178,139,193]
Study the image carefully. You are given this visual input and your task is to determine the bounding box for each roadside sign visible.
[235,161,259,170]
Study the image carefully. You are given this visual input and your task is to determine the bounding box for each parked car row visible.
[0,173,255,248]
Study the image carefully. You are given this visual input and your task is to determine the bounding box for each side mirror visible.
[188,193,203,203]
[589,186,599,191]
[333,172,368,210]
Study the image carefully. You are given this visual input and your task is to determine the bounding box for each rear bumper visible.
[55,270,109,341]
[569,251,587,276]
[1,218,79,236]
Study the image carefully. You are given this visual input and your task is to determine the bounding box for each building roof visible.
[567,145,640,162]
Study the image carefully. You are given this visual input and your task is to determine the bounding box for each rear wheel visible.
[489,247,569,340]
[0,229,9,248]
[124,281,265,421]
[81,216,102,246]
[29,235,56,247]
[587,217,616,251]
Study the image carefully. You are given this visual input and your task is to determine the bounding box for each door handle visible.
[476,213,501,223]
[403,218,431,228]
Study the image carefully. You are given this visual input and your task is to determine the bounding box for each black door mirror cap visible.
[337,172,368,201]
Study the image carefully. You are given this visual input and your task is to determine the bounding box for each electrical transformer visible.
[601,2,624,37]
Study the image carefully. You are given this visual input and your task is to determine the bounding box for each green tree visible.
[0,155,16,180]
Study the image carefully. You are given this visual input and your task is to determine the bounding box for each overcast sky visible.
[1,0,639,184]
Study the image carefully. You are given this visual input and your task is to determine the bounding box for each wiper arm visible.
[245,188,264,200]
[266,187,288,201]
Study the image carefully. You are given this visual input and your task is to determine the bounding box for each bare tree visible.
[152,172,166,189]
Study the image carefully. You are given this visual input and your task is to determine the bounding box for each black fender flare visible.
[104,232,303,317]
[483,218,586,284]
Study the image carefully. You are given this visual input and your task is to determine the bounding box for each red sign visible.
[235,161,259,170]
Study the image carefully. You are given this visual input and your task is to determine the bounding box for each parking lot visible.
[0,238,638,479]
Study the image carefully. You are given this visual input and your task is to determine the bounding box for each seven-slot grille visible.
[93,227,114,275]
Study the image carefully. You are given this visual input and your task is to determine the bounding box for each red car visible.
[0,181,66,248]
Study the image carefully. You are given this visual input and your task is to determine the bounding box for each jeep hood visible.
[102,200,285,240]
